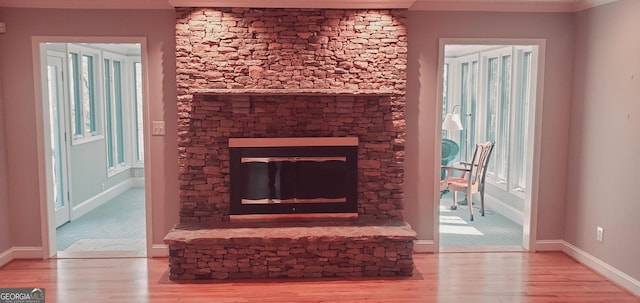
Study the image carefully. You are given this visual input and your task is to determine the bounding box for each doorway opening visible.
[37,40,149,258]
[437,41,543,252]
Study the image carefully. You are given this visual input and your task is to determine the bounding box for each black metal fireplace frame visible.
[230,145,358,215]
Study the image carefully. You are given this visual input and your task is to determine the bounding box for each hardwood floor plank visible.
[0,252,637,302]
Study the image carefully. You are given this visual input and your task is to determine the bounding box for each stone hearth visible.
[165,221,416,280]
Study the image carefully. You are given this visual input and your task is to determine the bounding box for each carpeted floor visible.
[64,238,146,252]
[439,192,523,249]
[56,188,146,252]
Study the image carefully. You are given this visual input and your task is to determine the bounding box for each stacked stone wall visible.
[176,8,408,223]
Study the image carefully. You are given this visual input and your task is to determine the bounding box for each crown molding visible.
[409,0,617,13]
[0,0,617,12]
[0,0,173,9]
[168,0,415,9]
[572,0,617,12]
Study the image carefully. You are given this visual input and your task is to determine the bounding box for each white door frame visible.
[32,36,153,258]
[434,38,546,252]
[43,50,72,228]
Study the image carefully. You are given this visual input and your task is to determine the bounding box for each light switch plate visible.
[152,121,166,136]
[0,22,6,34]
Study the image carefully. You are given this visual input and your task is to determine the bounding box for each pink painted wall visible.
[568,0,640,282]
[0,8,179,248]
[0,59,10,253]
[405,11,575,241]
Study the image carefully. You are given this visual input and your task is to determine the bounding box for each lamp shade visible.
[442,113,463,131]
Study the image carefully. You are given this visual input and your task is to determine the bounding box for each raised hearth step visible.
[164,221,416,280]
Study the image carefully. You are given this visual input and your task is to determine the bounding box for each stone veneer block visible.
[164,221,417,280]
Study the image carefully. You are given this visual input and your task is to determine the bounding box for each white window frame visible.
[67,44,103,145]
[478,46,513,191]
[103,51,132,176]
[456,53,480,164]
[508,46,537,197]
[442,58,457,141]
[130,57,145,167]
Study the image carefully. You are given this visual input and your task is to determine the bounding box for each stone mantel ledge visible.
[164,221,417,244]
[189,88,396,97]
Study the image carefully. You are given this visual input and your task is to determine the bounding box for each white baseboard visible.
[131,177,145,188]
[484,194,524,226]
[534,239,565,251]
[535,239,640,296]
[561,241,640,296]
[71,179,133,220]
[0,248,12,268]
[148,244,168,257]
[413,240,435,253]
[0,246,44,268]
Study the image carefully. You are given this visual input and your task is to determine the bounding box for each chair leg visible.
[467,190,474,221]
[451,191,458,210]
[480,190,485,216]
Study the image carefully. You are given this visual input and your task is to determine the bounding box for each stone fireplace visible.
[165,7,415,280]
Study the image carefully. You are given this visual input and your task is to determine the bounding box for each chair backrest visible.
[479,142,494,191]
[468,141,494,187]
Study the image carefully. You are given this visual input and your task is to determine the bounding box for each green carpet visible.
[56,188,146,251]
[439,192,523,247]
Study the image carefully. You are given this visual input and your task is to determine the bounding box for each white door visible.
[46,52,71,227]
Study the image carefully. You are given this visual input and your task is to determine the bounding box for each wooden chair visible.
[441,141,494,221]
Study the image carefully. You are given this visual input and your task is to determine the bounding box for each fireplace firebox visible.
[229,138,358,217]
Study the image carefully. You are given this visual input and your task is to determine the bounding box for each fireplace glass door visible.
[230,145,357,215]
[241,156,348,204]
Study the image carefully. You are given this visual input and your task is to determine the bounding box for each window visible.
[104,58,114,167]
[442,53,480,163]
[484,50,512,188]
[459,60,478,162]
[468,61,478,162]
[68,47,101,142]
[496,54,512,184]
[442,63,449,122]
[103,54,127,172]
[442,62,450,138]
[485,57,498,152]
[133,61,144,164]
[511,49,533,192]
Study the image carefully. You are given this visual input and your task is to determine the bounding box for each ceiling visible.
[0,0,618,12]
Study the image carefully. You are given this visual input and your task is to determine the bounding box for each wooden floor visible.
[0,252,638,303]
